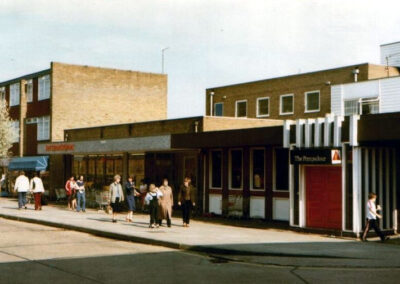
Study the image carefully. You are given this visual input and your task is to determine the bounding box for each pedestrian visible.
[76,175,86,212]
[30,172,45,210]
[362,193,389,242]
[139,179,148,211]
[65,176,76,210]
[125,176,139,222]
[14,171,30,209]
[145,183,163,228]
[109,175,124,223]
[178,177,196,227]
[158,178,173,227]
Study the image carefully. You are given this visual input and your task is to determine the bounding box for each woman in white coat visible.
[30,172,45,210]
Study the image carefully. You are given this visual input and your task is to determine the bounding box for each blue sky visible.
[1,0,400,118]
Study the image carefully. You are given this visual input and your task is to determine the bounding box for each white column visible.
[352,148,362,235]
[283,120,294,148]
[364,149,369,218]
[392,148,398,231]
[371,149,376,194]
[324,114,334,147]
[299,165,306,228]
[341,144,347,231]
[296,120,305,148]
[385,149,390,228]
[333,116,344,148]
[289,146,295,226]
[314,118,324,147]
[304,119,315,148]
[379,148,384,230]
[349,115,360,147]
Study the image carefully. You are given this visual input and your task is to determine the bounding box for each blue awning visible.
[8,156,49,171]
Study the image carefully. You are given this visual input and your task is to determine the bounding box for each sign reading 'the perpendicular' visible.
[290,149,341,165]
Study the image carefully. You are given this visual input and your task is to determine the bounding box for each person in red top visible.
[65,176,76,210]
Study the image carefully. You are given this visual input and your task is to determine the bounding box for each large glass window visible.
[257,97,270,117]
[214,102,223,116]
[38,75,50,100]
[251,149,265,190]
[26,79,33,102]
[274,148,289,191]
[12,120,20,143]
[305,91,320,112]
[37,116,50,141]
[280,94,294,115]
[235,100,247,117]
[210,150,222,188]
[10,83,20,106]
[230,149,243,189]
[344,98,379,116]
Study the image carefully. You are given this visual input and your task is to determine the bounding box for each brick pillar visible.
[19,80,27,157]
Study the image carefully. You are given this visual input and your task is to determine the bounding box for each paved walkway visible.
[1,198,399,268]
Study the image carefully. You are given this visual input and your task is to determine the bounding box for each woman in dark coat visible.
[125,176,139,222]
[178,177,196,227]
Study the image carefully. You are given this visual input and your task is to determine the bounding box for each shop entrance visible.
[306,166,342,230]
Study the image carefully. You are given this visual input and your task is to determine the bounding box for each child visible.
[145,183,163,228]
[361,193,389,242]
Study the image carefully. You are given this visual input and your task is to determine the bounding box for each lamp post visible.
[161,47,169,74]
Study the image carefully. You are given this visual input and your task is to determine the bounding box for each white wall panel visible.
[209,194,222,215]
[250,196,265,219]
[273,198,290,221]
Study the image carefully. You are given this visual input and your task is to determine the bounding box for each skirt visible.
[111,197,122,213]
[126,195,135,211]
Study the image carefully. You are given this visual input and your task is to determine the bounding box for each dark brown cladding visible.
[171,126,283,149]
[26,78,50,118]
[358,112,400,146]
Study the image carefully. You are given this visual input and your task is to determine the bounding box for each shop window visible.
[10,83,20,106]
[305,91,320,112]
[210,150,222,188]
[251,148,265,190]
[257,97,269,117]
[12,120,19,143]
[229,149,243,189]
[26,79,33,103]
[38,75,50,101]
[280,94,294,115]
[274,148,289,191]
[129,155,145,185]
[37,116,50,141]
[235,100,247,118]
[214,102,223,116]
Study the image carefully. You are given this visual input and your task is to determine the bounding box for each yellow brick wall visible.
[206,63,400,120]
[51,62,167,142]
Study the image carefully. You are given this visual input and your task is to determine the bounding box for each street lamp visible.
[161,47,169,74]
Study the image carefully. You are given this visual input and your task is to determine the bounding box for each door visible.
[306,166,342,230]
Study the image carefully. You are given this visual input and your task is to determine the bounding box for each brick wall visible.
[51,62,167,142]
[206,63,400,120]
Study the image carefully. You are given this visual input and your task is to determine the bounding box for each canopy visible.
[8,156,49,171]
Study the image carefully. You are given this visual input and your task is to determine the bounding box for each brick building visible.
[0,62,167,191]
[206,63,399,119]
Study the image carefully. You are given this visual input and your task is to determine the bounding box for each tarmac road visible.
[1,218,399,284]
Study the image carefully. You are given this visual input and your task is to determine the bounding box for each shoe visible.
[361,238,368,242]
[24,206,27,210]
[183,223,186,227]
[155,224,159,228]
[186,224,190,228]
[381,236,390,242]
[82,210,86,212]
[112,219,117,223]
[149,224,155,228]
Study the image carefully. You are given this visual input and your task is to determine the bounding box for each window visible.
[280,94,294,115]
[210,150,222,188]
[274,148,289,191]
[235,100,247,117]
[37,116,50,141]
[26,79,33,103]
[344,98,379,116]
[251,149,265,190]
[257,97,270,117]
[305,91,320,112]
[12,120,20,143]
[0,87,5,101]
[214,103,223,117]
[38,75,50,100]
[10,83,20,106]
[229,149,243,189]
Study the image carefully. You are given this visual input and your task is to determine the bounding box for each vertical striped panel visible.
[393,148,398,231]
[378,148,384,230]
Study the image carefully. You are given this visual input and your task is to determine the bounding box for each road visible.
[1,218,399,284]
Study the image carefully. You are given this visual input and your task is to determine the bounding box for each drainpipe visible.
[209,91,214,116]
[194,121,199,133]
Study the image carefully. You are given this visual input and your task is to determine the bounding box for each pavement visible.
[1,197,400,269]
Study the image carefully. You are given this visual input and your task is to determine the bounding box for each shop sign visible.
[290,149,341,165]
[45,144,75,152]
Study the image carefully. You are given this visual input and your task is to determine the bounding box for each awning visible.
[8,156,49,171]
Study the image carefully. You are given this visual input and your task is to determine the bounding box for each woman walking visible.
[14,171,29,209]
[65,176,76,210]
[109,175,124,223]
[30,172,45,210]
[362,193,389,242]
[145,183,163,228]
[158,178,173,227]
[76,176,86,212]
[125,176,139,222]
[178,177,196,227]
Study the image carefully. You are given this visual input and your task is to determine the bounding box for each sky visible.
[1,0,400,118]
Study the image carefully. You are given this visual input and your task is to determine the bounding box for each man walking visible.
[76,176,86,212]
[14,171,29,209]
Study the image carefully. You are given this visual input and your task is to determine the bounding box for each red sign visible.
[45,144,75,152]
